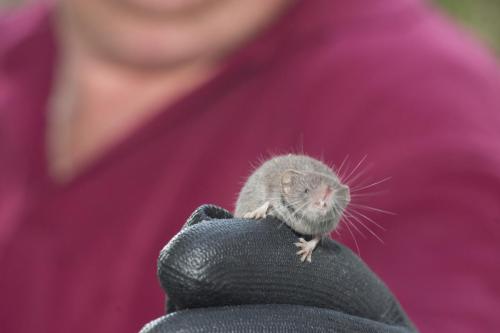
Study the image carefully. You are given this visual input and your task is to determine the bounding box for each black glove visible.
[140,205,418,332]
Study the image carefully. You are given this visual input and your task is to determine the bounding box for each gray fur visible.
[235,154,350,236]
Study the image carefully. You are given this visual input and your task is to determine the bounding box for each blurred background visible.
[2,0,499,54]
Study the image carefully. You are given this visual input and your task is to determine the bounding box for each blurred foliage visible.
[434,0,500,53]
[0,0,499,53]
[0,0,24,7]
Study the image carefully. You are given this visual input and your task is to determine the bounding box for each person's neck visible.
[58,39,216,117]
[47,29,217,183]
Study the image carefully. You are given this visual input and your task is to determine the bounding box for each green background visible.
[1,0,499,54]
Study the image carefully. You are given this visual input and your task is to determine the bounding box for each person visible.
[0,0,499,332]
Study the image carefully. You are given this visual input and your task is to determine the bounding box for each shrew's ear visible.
[281,170,303,195]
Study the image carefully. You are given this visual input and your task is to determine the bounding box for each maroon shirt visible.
[1,1,500,332]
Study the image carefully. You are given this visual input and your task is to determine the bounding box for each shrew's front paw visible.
[243,202,270,219]
[294,237,320,263]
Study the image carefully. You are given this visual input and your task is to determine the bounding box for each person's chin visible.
[120,0,219,15]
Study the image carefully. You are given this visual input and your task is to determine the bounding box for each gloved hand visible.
[140,205,418,332]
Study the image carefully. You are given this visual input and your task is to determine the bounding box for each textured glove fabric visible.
[140,205,417,332]
[141,304,412,333]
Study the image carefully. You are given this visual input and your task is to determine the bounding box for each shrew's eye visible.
[304,188,309,194]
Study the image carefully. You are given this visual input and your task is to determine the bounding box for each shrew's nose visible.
[336,184,350,202]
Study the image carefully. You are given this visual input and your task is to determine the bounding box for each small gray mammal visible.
[235,154,350,262]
